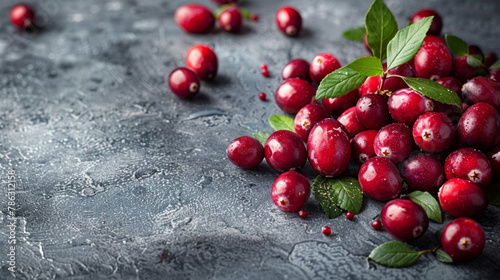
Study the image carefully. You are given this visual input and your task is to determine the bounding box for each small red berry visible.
[261,68,269,77]
[168,67,200,98]
[259,92,266,101]
[346,212,354,221]
[410,9,443,36]
[388,88,434,126]
[174,4,215,34]
[10,3,35,29]
[441,218,485,261]
[272,171,311,212]
[250,14,258,21]
[401,153,444,192]
[227,136,264,169]
[371,220,382,231]
[444,148,492,190]
[275,6,302,37]
[462,77,500,111]
[186,44,218,81]
[298,210,308,219]
[218,7,243,33]
[337,107,366,139]
[322,226,332,236]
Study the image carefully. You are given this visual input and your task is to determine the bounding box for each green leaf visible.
[346,56,384,77]
[312,176,343,218]
[369,241,423,268]
[408,191,442,223]
[467,54,483,68]
[485,183,500,206]
[342,26,366,42]
[239,8,252,20]
[435,228,444,243]
[214,4,252,20]
[436,249,454,263]
[365,0,398,61]
[445,34,469,57]
[401,77,462,108]
[489,60,500,69]
[268,115,295,132]
[386,17,433,70]
[312,176,363,214]
[252,132,270,145]
[315,67,367,100]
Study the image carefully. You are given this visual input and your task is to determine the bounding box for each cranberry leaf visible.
[342,26,366,42]
[386,16,432,70]
[445,34,469,57]
[489,61,500,69]
[252,132,270,146]
[346,56,384,77]
[485,183,500,206]
[369,241,423,267]
[312,176,363,215]
[435,228,444,243]
[436,249,454,263]
[401,77,462,109]
[467,54,483,68]
[312,176,343,218]
[365,0,398,61]
[268,115,295,132]
[316,67,367,100]
[408,191,442,223]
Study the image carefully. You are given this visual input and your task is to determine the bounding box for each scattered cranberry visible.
[462,77,500,111]
[441,218,485,262]
[265,130,307,172]
[410,9,443,36]
[351,130,378,165]
[294,104,330,142]
[373,123,413,163]
[444,147,492,190]
[298,210,308,219]
[10,3,35,29]
[414,35,452,79]
[358,157,402,201]
[282,59,311,82]
[457,102,500,151]
[259,92,266,101]
[401,153,444,192]
[358,76,381,97]
[274,78,316,114]
[174,4,215,33]
[227,136,264,169]
[413,112,456,152]
[271,171,311,212]
[168,67,200,98]
[337,107,366,138]
[322,226,332,236]
[487,144,500,182]
[355,94,392,130]
[309,53,342,85]
[388,88,434,125]
[346,212,355,221]
[382,61,416,93]
[186,44,218,81]
[261,63,270,77]
[438,178,487,217]
[381,199,429,241]
[436,76,463,99]
[489,68,500,82]
[371,220,382,231]
[219,7,242,33]
[275,6,302,37]
[321,89,359,116]
[250,14,258,21]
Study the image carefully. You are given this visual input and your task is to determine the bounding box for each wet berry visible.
[489,68,500,82]
[373,123,413,163]
[265,130,307,172]
[322,89,358,116]
[261,63,270,77]
[358,157,402,201]
[351,130,378,165]
[438,178,487,217]
[275,6,302,37]
[168,67,200,98]
[10,3,35,29]
[346,212,354,221]
[227,136,264,169]
[382,62,416,93]
[259,92,266,101]
[282,59,311,82]
[371,220,382,231]
[218,7,242,33]
[355,94,392,130]
[457,102,500,150]
[322,226,332,236]
[271,171,311,212]
[452,56,480,83]
[381,199,429,241]
[388,88,434,125]
[294,104,330,142]
[445,148,492,190]
[436,76,463,99]
[274,78,316,114]
[337,107,366,138]
[487,144,500,182]
[410,9,443,36]
[186,44,218,81]
[298,210,308,219]
[401,153,444,192]
[461,77,500,111]
[414,35,452,79]
[413,112,456,152]
[358,76,380,97]
[175,4,215,33]
[441,218,485,262]
[309,53,341,85]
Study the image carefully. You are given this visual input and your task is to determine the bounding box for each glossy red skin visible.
[271,171,311,212]
[355,94,392,129]
[358,76,380,97]
[442,218,485,262]
[298,210,308,219]
[351,130,378,165]
[275,78,316,114]
[282,58,311,82]
[487,145,500,182]
[265,130,307,172]
[452,56,480,83]
[218,7,242,33]
[259,92,266,101]
[381,199,429,241]
[489,68,500,82]
[358,157,402,201]
[462,77,500,111]
[309,53,342,85]
[294,104,330,142]
[346,212,354,220]
[174,4,215,34]
[371,220,382,231]
[433,78,463,122]
[438,178,487,217]
[337,107,366,138]
[401,153,444,192]
[186,44,218,81]
[388,88,434,125]
[413,112,456,152]
[445,147,492,190]
[485,52,498,68]
[322,89,358,116]
[437,76,463,99]
[410,9,442,35]
[373,123,413,163]
[414,35,452,79]
[10,3,35,29]
[322,226,332,236]
[275,6,302,37]
[383,62,416,92]
[457,102,500,150]
[168,67,200,98]
[227,136,264,169]
[307,119,351,177]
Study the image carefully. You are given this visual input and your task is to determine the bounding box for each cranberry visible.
[358,157,402,201]
[489,68,500,82]
[298,210,308,219]
[461,77,500,111]
[274,78,316,114]
[414,35,452,79]
[485,52,498,68]
[413,112,456,152]
[436,76,463,99]
[373,123,413,163]
[259,92,266,101]
[457,102,500,150]
[227,136,264,169]
[487,145,500,182]
[322,226,332,236]
[250,14,258,21]
[438,178,487,217]
[218,7,242,33]
[355,94,392,130]
[388,88,434,125]
[337,107,366,138]
[358,76,380,97]
[371,220,382,231]
[10,3,35,29]
[168,67,200,98]
[444,148,492,190]
[321,89,358,116]
[309,53,342,85]
[381,199,429,242]
[351,130,378,165]
[265,130,307,172]
[282,59,311,82]
[410,9,443,36]
[275,6,302,37]
[294,104,330,142]
[186,44,218,81]
[261,63,270,77]
[441,218,485,262]
[174,4,215,34]
[307,119,351,177]
[382,62,416,93]
[401,153,444,192]
[452,56,480,83]
[271,171,311,212]
[346,212,355,221]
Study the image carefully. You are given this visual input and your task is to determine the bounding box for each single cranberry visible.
[168,67,200,98]
[363,33,372,55]
[218,7,242,33]
[351,130,378,165]
[452,56,480,83]
[271,171,311,212]
[438,178,487,217]
[174,4,215,33]
[298,210,308,219]
[410,9,443,36]
[261,64,270,77]
[309,53,342,85]
[382,61,416,93]
[401,153,444,192]
[373,123,413,163]
[10,3,35,29]
[322,89,358,116]
[186,44,218,81]
[461,77,500,111]
[358,157,402,201]
[371,220,382,231]
[307,119,351,177]
[275,6,302,37]
[414,35,452,79]
[250,14,258,21]
[322,226,332,236]
[487,145,500,182]
[337,107,366,138]
[457,102,500,150]
[413,112,456,152]
[294,104,330,142]
[274,78,316,114]
[441,218,485,262]
[489,68,500,82]
[388,88,434,125]
[485,52,498,68]
[381,199,429,241]
[358,76,381,97]
[468,45,484,57]
[437,76,463,99]
[227,136,264,169]
[355,94,392,130]
[259,92,266,101]
[445,148,492,190]
[265,130,307,172]
[282,59,311,82]
[346,212,355,221]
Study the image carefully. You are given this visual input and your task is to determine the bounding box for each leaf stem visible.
[420,245,442,255]
[378,71,387,93]
[467,54,487,68]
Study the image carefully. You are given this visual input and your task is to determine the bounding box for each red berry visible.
[265,130,307,173]
[10,3,35,29]
[441,218,485,262]
[358,157,402,201]
[346,212,354,221]
[219,7,242,33]
[261,68,269,77]
[401,153,444,192]
[381,199,429,241]
[438,178,487,217]
[337,107,366,138]
[355,94,392,130]
[272,171,311,212]
[444,148,492,190]
[410,9,443,36]
[174,4,215,33]
[487,144,500,182]
[309,53,342,85]
[294,104,330,142]
[274,78,316,114]
[259,92,267,101]
[371,220,382,231]
[457,102,500,151]
[227,136,264,169]
[489,68,500,82]
[373,123,413,163]
[413,112,456,152]
[250,14,258,21]
[282,59,311,82]
[351,130,378,165]
[414,35,452,79]
[358,76,381,97]
[186,45,218,81]
[298,210,308,219]
[468,45,484,57]
[462,77,500,111]
[388,88,434,125]
[275,6,302,37]
[436,77,463,99]
[485,52,498,68]
[168,67,200,98]
[452,56,480,83]
[322,226,332,236]
[382,62,416,93]
[321,89,359,116]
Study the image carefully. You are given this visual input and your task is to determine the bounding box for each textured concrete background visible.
[0,0,499,279]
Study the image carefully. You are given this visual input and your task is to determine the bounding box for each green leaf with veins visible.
[401,77,462,108]
[268,115,295,132]
[365,0,398,61]
[369,241,423,267]
[408,191,442,223]
[445,34,469,57]
[346,56,384,76]
[342,26,366,42]
[315,67,367,100]
[312,176,363,216]
[252,132,270,145]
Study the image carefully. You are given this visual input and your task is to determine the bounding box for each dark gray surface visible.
[1,0,499,279]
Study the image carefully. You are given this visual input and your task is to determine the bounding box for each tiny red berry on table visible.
[10,3,35,29]
[346,212,354,221]
[294,104,330,142]
[282,59,311,82]
[271,171,311,212]
[373,123,413,163]
[186,44,218,81]
[438,178,487,217]
[298,210,308,219]
[309,53,341,85]
[219,7,243,33]
[261,68,269,77]
[413,112,456,152]
[410,9,443,36]
[227,136,264,169]
[274,78,316,114]
[250,14,258,21]
[381,199,429,241]
[358,157,402,201]
[441,218,485,262]
[168,67,200,98]
[275,6,302,37]
[444,148,492,190]
[371,220,382,231]
[174,4,215,33]
[457,102,500,151]
[259,92,266,101]
[322,226,332,236]
[265,130,307,172]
